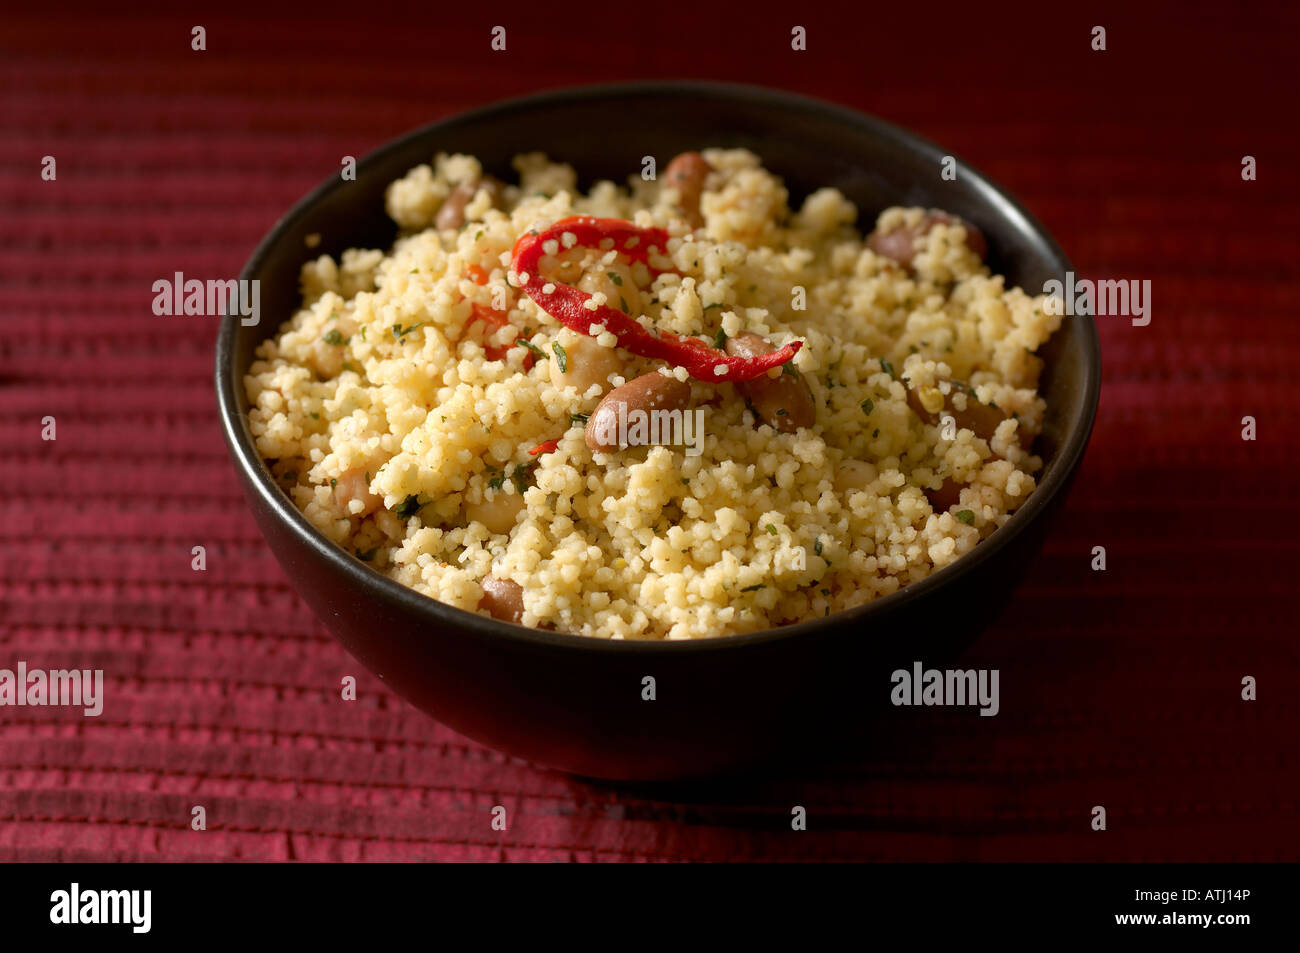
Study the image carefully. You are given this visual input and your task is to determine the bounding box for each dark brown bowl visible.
[215,81,1099,780]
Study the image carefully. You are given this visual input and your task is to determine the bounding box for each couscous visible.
[245,149,1061,639]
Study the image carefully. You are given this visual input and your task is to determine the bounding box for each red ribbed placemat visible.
[2,1,1297,861]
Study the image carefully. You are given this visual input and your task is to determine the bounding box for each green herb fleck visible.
[740,584,766,593]
[880,358,895,379]
[569,413,589,425]
[607,271,623,286]
[713,328,728,349]
[766,524,777,535]
[393,495,423,519]
[515,337,547,360]
[323,329,344,346]
[356,546,379,561]
[955,509,975,525]
[392,322,424,341]
[511,461,536,495]
[814,537,823,556]
[872,428,880,438]
[861,398,874,415]
[330,478,338,489]
[552,341,567,372]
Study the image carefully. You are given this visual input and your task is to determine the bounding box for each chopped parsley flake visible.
[956,509,976,525]
[861,398,874,415]
[392,322,424,341]
[515,337,547,360]
[607,271,623,286]
[393,495,423,519]
[552,341,567,372]
[766,524,777,535]
[814,537,823,556]
[323,329,344,346]
[511,461,536,495]
[569,413,589,425]
[880,358,895,378]
[740,584,766,593]
[488,461,537,496]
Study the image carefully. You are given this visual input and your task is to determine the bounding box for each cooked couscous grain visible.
[245,149,1061,639]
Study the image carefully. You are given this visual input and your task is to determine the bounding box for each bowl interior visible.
[220,81,1098,650]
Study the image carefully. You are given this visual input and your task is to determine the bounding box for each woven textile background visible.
[2,1,1297,861]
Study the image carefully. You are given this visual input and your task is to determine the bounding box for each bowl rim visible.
[215,78,1100,656]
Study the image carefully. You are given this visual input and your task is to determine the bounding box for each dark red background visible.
[2,1,1297,861]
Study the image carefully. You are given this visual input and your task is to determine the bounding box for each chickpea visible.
[334,467,382,517]
[305,315,356,380]
[725,333,815,433]
[576,261,642,317]
[479,577,525,624]
[465,489,525,535]
[374,509,405,539]
[834,459,877,494]
[305,338,344,379]
[549,331,624,395]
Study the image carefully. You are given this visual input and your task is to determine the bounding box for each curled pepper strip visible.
[511,216,801,383]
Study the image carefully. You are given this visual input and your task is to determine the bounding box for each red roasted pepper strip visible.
[527,439,558,456]
[511,216,801,382]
